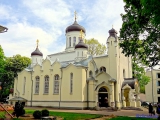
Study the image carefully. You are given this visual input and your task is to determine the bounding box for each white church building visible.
[9,14,141,109]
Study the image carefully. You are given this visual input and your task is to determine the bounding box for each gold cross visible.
[112,25,113,28]
[74,11,77,21]
[36,39,39,48]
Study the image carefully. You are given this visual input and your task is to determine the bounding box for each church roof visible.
[31,47,43,56]
[75,39,88,49]
[66,20,86,33]
[9,97,27,102]
[121,78,138,89]
[107,27,118,42]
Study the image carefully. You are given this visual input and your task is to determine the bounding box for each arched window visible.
[100,66,106,72]
[70,73,73,93]
[123,69,125,78]
[89,71,92,77]
[54,74,59,94]
[23,77,26,94]
[69,37,71,47]
[35,76,40,94]
[82,51,83,56]
[73,37,76,46]
[44,75,49,94]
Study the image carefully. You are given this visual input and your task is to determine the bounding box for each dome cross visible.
[74,11,77,21]
[36,39,39,48]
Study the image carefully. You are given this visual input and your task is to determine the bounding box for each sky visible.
[0,0,125,58]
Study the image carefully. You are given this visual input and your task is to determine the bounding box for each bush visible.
[41,109,49,117]
[14,101,25,118]
[21,109,25,115]
[33,110,41,119]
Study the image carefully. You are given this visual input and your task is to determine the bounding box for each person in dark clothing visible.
[149,103,153,116]
[156,103,160,117]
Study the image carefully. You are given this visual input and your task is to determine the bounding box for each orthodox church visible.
[9,13,141,109]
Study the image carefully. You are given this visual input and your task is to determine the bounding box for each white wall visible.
[48,51,76,62]
[65,31,85,51]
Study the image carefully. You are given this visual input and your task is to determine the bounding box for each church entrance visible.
[124,88,130,106]
[98,87,109,107]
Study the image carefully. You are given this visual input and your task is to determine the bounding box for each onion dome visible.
[109,27,118,38]
[75,39,88,49]
[31,47,43,56]
[65,11,86,33]
[66,21,86,33]
[109,28,117,34]
[31,40,43,56]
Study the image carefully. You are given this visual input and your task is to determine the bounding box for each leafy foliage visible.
[13,101,25,118]
[0,45,6,74]
[0,46,31,98]
[41,109,49,117]
[119,0,160,67]
[132,59,150,87]
[85,38,106,56]
[33,110,41,119]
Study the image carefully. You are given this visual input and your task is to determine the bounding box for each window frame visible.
[100,66,106,72]
[35,76,40,94]
[89,71,93,77]
[73,37,76,46]
[44,75,49,94]
[70,73,73,94]
[23,77,26,95]
[69,37,71,47]
[54,74,59,94]
[157,73,160,79]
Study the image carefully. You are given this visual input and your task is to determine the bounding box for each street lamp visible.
[0,25,8,33]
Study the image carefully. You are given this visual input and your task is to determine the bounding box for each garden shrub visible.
[33,110,41,119]
[21,109,25,115]
[14,101,25,118]
[41,109,49,117]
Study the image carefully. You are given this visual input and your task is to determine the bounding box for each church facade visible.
[9,16,141,109]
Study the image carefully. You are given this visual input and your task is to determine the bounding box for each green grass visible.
[0,109,158,120]
[25,109,102,120]
[109,116,157,120]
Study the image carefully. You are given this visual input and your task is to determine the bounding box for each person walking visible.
[149,103,153,116]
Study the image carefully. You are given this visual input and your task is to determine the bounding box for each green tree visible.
[119,0,160,67]
[0,54,31,98]
[0,45,6,74]
[85,38,106,56]
[132,57,150,93]
[5,54,31,78]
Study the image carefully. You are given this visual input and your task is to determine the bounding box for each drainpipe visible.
[59,68,63,109]
[16,77,20,97]
[30,70,33,107]
[85,68,89,109]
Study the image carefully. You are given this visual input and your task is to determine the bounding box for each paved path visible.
[25,107,152,117]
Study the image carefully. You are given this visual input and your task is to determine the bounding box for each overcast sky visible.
[0,0,125,58]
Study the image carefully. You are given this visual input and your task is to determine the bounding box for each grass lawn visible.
[25,109,102,120]
[0,110,158,120]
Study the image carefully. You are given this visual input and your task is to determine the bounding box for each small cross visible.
[74,11,77,21]
[36,39,39,48]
